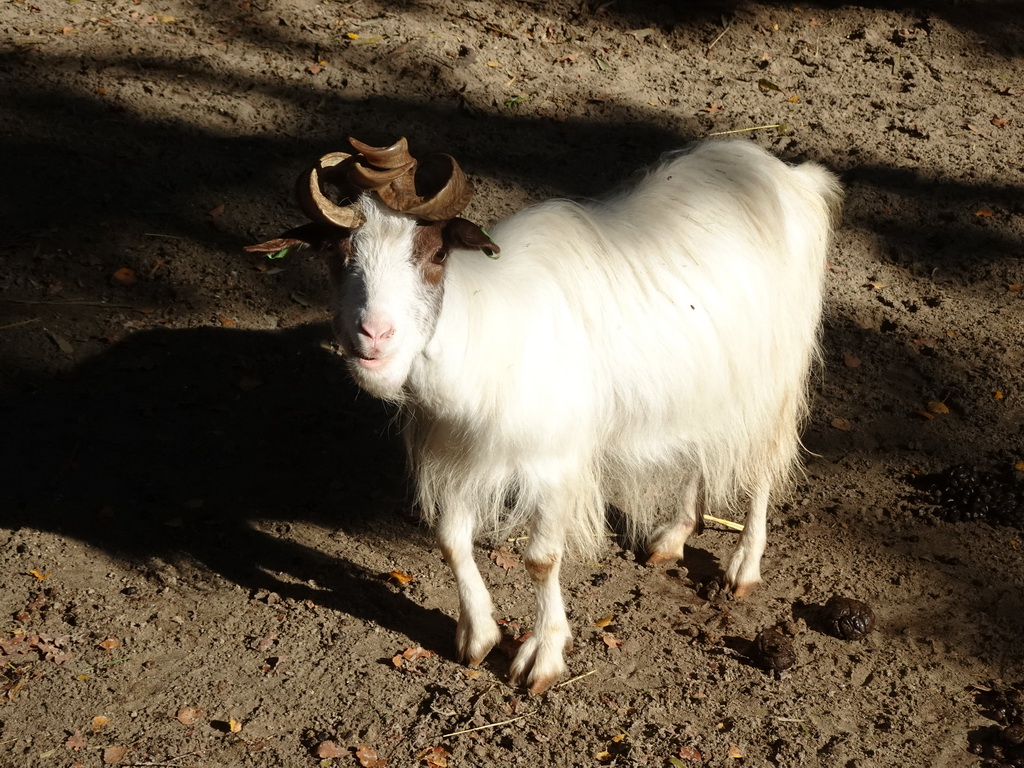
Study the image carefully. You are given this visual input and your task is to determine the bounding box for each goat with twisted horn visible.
[248,136,841,693]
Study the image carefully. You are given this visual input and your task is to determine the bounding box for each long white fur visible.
[331,140,842,691]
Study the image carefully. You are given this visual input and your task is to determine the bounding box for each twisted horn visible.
[296,152,365,228]
[348,159,416,190]
[293,138,475,229]
[387,153,474,221]
[345,141,472,221]
[348,137,414,170]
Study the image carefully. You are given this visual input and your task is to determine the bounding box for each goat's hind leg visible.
[437,504,502,666]
[724,480,770,598]
[646,476,702,564]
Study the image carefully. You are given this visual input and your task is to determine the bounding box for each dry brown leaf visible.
[705,102,723,114]
[103,745,128,765]
[175,705,203,726]
[208,203,226,217]
[863,281,886,290]
[316,740,346,759]
[356,744,387,768]
[1015,461,1024,472]
[112,267,137,285]
[489,546,519,571]
[97,637,120,651]
[403,646,435,661]
[975,209,994,218]
[47,330,74,355]
[228,717,242,733]
[66,730,88,750]
[994,390,1004,400]
[387,570,414,587]
[728,743,744,758]
[843,353,861,368]
[595,614,614,628]
[1008,284,1023,292]
[926,400,950,415]
[678,745,704,761]
[392,645,435,668]
[601,633,623,649]
[91,715,110,733]
[416,745,451,767]
[830,417,852,431]
[991,115,1011,128]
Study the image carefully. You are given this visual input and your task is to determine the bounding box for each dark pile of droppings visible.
[823,595,875,641]
[969,681,1024,767]
[913,461,1024,528]
[750,627,796,675]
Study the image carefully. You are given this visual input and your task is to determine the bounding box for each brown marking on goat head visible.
[413,222,448,287]
[412,218,502,286]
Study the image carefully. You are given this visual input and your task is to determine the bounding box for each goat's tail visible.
[792,161,845,227]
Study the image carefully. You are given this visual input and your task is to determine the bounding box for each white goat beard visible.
[346,359,410,402]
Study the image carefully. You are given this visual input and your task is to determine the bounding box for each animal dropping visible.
[823,595,875,640]
[249,136,841,692]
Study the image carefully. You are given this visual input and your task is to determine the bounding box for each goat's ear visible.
[244,223,346,254]
[444,218,501,257]
[244,237,310,254]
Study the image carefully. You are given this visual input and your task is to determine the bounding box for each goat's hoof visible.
[645,550,680,565]
[727,581,757,599]
[527,673,560,695]
[456,618,501,667]
[508,634,570,694]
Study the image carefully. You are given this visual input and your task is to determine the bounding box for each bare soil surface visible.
[2,1,1023,766]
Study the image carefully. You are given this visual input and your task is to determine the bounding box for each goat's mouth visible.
[354,354,391,371]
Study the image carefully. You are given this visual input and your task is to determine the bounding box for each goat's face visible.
[245,138,498,400]
[329,198,443,399]
[329,196,497,401]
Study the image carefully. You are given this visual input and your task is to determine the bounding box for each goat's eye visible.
[432,251,448,265]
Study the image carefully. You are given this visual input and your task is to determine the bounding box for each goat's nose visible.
[359,319,395,343]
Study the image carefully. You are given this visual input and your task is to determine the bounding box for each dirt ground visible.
[2,0,1023,766]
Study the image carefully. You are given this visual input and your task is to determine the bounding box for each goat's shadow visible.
[0,322,456,654]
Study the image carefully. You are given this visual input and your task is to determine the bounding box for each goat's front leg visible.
[509,511,572,694]
[724,479,770,598]
[437,505,502,667]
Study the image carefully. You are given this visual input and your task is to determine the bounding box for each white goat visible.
[249,138,841,692]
